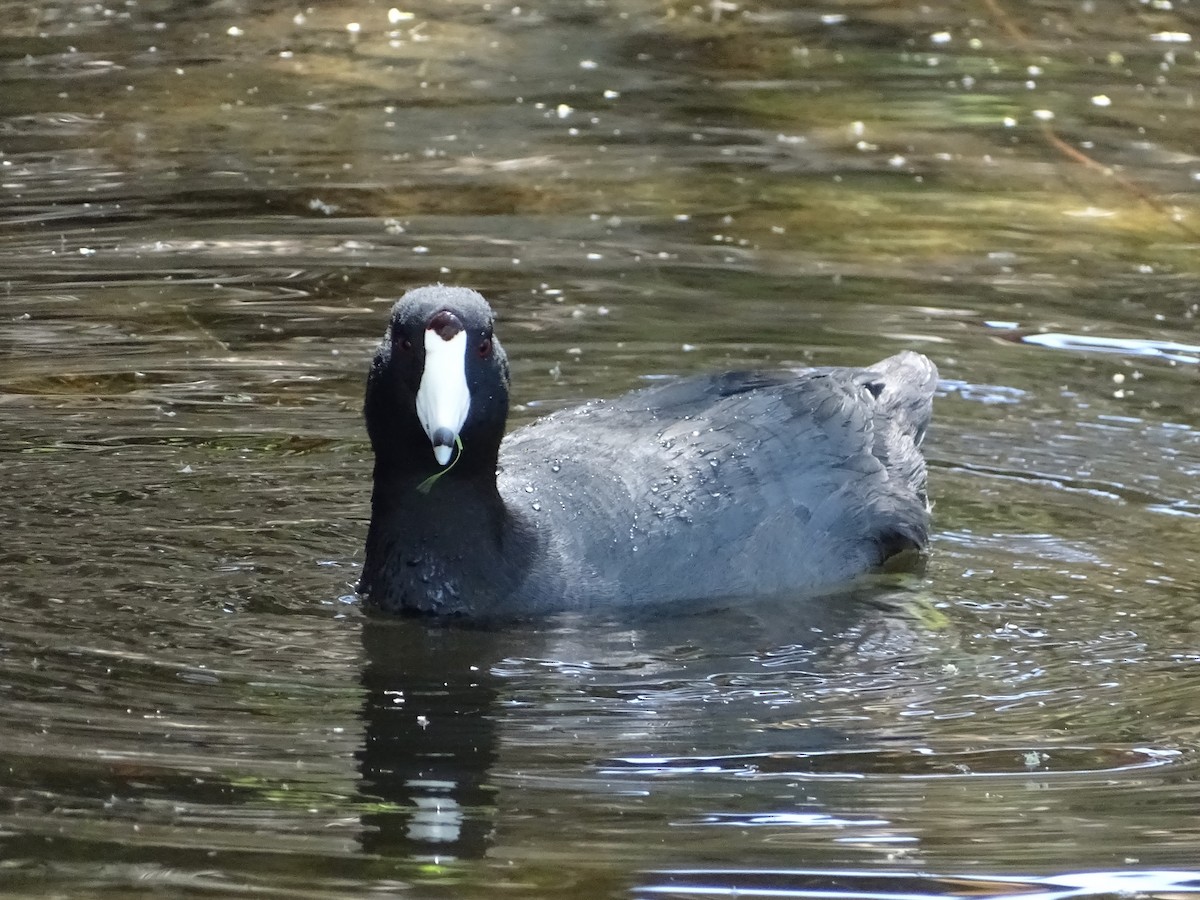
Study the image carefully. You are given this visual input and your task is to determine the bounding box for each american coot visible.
[359,285,937,619]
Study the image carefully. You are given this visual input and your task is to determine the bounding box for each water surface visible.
[2,0,1200,897]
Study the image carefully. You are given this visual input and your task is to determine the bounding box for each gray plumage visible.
[360,286,936,620]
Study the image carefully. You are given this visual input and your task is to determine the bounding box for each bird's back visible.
[497,351,937,610]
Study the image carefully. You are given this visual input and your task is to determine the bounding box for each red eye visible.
[478,337,492,358]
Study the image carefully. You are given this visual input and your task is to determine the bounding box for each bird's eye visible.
[400,337,413,351]
[479,337,492,358]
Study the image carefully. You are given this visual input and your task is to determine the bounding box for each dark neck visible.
[359,463,532,617]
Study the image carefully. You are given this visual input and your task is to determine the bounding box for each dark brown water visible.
[2,0,1200,897]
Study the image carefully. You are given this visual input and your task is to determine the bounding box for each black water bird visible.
[359,285,936,619]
